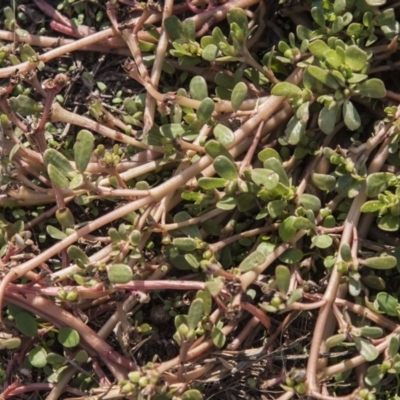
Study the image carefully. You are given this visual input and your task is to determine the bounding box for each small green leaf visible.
[214,124,234,147]
[160,124,186,139]
[359,326,383,339]
[58,328,80,348]
[205,279,223,296]
[263,158,289,187]
[377,214,400,231]
[227,8,248,36]
[360,275,386,290]
[44,149,74,174]
[28,346,47,368]
[198,177,227,189]
[285,116,306,145]
[311,173,336,191]
[366,172,394,197]
[182,389,203,400]
[326,333,347,349]
[190,76,208,101]
[375,292,399,316]
[205,140,233,160]
[173,237,197,252]
[164,15,185,40]
[279,216,297,242]
[308,39,330,58]
[108,264,133,283]
[298,193,321,212]
[365,365,384,387]
[278,248,303,264]
[9,95,43,116]
[354,336,379,361]
[47,353,66,367]
[357,78,386,98]
[173,211,201,238]
[46,225,67,240]
[251,168,279,190]
[183,19,196,41]
[388,336,400,358]
[275,265,290,295]
[362,255,397,270]
[345,45,367,72]
[343,100,361,131]
[340,243,352,262]
[187,298,204,329]
[15,312,38,337]
[74,129,95,173]
[312,235,333,249]
[319,104,340,134]
[216,195,236,210]
[213,155,238,180]
[258,148,282,162]
[202,44,219,61]
[360,200,384,213]
[231,82,247,111]
[287,288,303,305]
[196,290,212,316]
[47,164,69,188]
[271,82,302,97]
[239,250,266,272]
[307,66,339,89]
[211,327,226,348]
[197,97,215,123]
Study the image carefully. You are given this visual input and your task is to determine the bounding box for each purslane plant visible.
[1,0,400,399]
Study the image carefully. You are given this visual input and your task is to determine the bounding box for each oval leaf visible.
[28,346,47,368]
[213,155,238,180]
[362,255,397,270]
[15,312,38,337]
[275,265,290,295]
[108,263,133,283]
[231,82,247,111]
[58,327,80,348]
[271,82,302,97]
[239,249,266,272]
[74,129,94,173]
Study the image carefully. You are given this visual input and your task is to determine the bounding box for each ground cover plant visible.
[2,0,400,399]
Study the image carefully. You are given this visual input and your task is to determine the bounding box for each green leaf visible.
[47,353,66,367]
[343,100,361,131]
[360,275,386,290]
[359,326,383,339]
[15,312,38,337]
[360,200,384,213]
[214,124,234,147]
[354,336,379,361]
[216,195,236,210]
[308,39,330,58]
[213,155,238,180]
[251,168,279,190]
[190,76,208,101]
[198,177,227,189]
[205,279,223,296]
[389,336,400,358]
[258,148,282,162]
[340,243,352,262]
[375,292,399,316]
[58,327,80,348]
[236,193,256,212]
[345,45,367,72]
[377,214,400,231]
[312,235,333,249]
[263,158,289,187]
[271,82,302,97]
[47,164,69,189]
[197,97,215,123]
[67,245,90,266]
[231,82,247,111]
[46,225,67,240]
[28,346,47,368]
[278,248,303,263]
[187,298,204,329]
[160,124,186,139]
[275,265,290,295]
[267,199,285,218]
[239,249,266,272]
[298,193,321,212]
[196,290,212,316]
[307,66,339,89]
[285,116,306,145]
[173,211,201,238]
[74,129,94,173]
[287,288,303,305]
[211,327,226,348]
[202,44,219,61]
[182,389,203,400]
[173,237,197,252]
[44,149,74,175]
[362,255,397,270]
[311,173,336,191]
[227,8,248,36]
[293,217,315,230]
[205,140,233,160]
[279,216,297,242]
[366,172,394,197]
[9,95,43,116]
[164,15,185,40]
[183,19,195,41]
[108,264,133,283]
[319,104,340,134]
[365,365,384,387]
[357,78,386,98]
